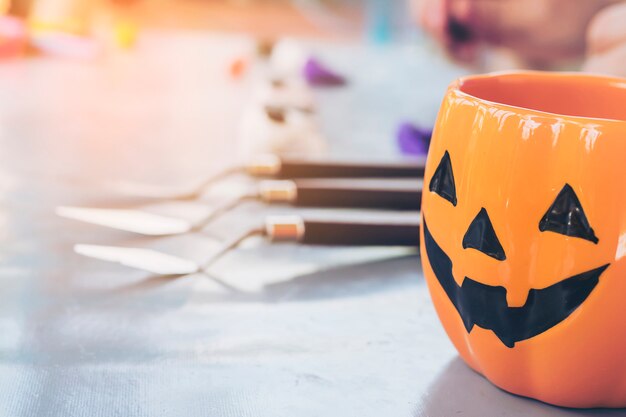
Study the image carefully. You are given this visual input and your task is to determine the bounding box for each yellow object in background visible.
[0,0,10,15]
[113,19,136,49]
[29,0,93,34]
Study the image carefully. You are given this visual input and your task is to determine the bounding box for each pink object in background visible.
[0,16,27,59]
[30,32,102,60]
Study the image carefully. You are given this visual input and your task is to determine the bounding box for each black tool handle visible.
[301,219,420,247]
[277,159,425,179]
[294,180,422,210]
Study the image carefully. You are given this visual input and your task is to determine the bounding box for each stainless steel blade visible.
[74,244,201,275]
[57,206,193,236]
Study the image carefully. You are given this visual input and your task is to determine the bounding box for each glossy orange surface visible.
[420,71,626,408]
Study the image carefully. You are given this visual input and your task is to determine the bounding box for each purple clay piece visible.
[396,122,433,156]
[303,57,346,87]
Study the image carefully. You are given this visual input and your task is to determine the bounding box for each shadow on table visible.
[257,253,421,303]
[109,253,422,304]
[419,357,626,417]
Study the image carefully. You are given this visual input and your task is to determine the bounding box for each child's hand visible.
[412,0,617,66]
[584,2,626,78]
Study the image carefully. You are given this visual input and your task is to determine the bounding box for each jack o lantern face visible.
[423,149,610,348]
[420,72,626,408]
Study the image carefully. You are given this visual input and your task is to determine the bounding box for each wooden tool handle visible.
[293,179,422,210]
[265,216,420,247]
[247,155,425,179]
[301,220,420,246]
[258,179,422,210]
[278,160,425,179]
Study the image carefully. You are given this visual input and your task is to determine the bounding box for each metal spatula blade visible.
[74,244,201,275]
[105,167,240,200]
[105,180,206,200]
[57,206,193,236]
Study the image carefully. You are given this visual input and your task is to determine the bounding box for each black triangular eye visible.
[463,208,506,261]
[539,184,598,244]
[429,151,457,206]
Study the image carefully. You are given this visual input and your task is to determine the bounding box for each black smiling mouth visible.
[423,216,610,348]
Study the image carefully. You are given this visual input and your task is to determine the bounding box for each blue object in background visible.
[365,0,418,44]
[366,0,392,44]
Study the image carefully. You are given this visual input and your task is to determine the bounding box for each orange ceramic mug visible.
[420,71,626,408]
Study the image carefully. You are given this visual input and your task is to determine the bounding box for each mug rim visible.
[451,70,626,125]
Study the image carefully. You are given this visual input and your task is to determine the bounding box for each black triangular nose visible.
[463,208,506,261]
[539,184,598,244]
[429,150,457,206]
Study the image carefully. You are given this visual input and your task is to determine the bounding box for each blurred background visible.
[0,0,471,187]
[0,2,624,416]
[6,0,412,40]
